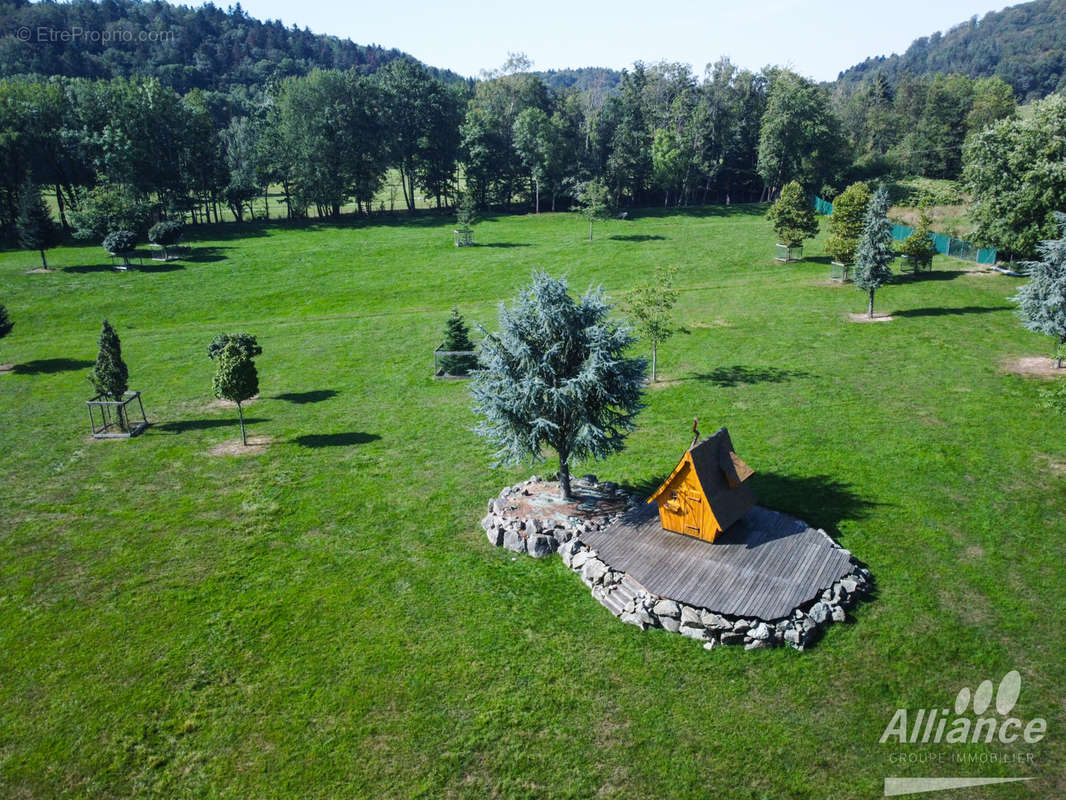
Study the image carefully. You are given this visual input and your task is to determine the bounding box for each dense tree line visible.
[0,0,463,92]
[836,0,1066,101]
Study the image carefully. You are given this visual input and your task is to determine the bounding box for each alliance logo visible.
[880,670,1047,745]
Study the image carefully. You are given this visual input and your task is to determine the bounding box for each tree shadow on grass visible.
[473,242,532,248]
[748,472,880,537]
[273,390,338,404]
[895,269,970,282]
[61,264,114,274]
[293,432,381,448]
[687,365,810,387]
[136,261,185,273]
[12,358,94,374]
[179,246,231,264]
[154,417,269,433]
[893,305,1013,318]
[609,234,666,242]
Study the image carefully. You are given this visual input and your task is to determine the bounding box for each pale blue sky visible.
[218,0,1013,81]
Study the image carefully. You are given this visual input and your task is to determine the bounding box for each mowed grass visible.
[1,207,1064,799]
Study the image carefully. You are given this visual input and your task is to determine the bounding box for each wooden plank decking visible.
[580,502,855,620]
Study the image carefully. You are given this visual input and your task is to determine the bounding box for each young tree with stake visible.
[470,272,646,500]
[1013,213,1066,368]
[625,266,682,383]
[213,340,259,445]
[853,185,895,318]
[578,178,612,241]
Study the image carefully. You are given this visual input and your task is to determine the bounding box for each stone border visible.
[481,476,872,651]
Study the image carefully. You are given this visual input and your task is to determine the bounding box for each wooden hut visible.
[647,427,755,543]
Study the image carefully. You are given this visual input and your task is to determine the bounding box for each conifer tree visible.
[1013,213,1066,368]
[470,271,647,500]
[899,206,937,269]
[213,340,259,445]
[89,320,130,429]
[17,179,61,270]
[766,180,819,250]
[853,185,895,318]
[439,308,477,375]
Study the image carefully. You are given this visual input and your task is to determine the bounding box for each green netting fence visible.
[813,196,997,265]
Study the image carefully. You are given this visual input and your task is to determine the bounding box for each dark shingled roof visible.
[688,428,755,532]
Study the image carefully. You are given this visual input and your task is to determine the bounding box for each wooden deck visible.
[580,502,856,620]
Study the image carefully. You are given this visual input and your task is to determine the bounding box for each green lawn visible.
[1,207,1063,799]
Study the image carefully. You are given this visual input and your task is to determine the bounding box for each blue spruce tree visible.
[470,271,647,499]
[1013,213,1066,368]
[853,184,895,318]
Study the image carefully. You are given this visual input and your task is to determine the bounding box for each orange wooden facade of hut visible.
[647,427,755,543]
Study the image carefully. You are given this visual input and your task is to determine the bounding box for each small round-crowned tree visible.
[89,319,130,429]
[148,220,184,260]
[103,230,138,268]
[212,340,259,446]
[207,333,262,361]
[1013,212,1066,368]
[853,185,895,318]
[766,180,819,250]
[470,271,647,500]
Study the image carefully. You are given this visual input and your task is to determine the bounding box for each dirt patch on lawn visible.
[848,312,894,323]
[1001,356,1065,379]
[0,364,13,373]
[205,394,259,411]
[24,267,52,274]
[207,434,272,457]
[497,477,630,529]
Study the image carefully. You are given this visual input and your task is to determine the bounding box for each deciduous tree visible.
[212,340,259,445]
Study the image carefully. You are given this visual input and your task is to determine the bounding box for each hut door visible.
[681,490,703,539]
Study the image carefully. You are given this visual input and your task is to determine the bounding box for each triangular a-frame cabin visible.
[647,427,755,543]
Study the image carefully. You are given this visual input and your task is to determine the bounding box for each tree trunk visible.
[588,219,593,241]
[559,458,573,500]
[263,186,270,220]
[651,342,657,383]
[1057,334,1065,369]
[534,178,539,214]
[868,290,875,318]
[54,183,68,232]
[39,249,47,270]
[400,163,415,212]
[237,402,247,446]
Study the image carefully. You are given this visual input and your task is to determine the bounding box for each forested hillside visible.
[0,0,464,92]
[836,0,1066,100]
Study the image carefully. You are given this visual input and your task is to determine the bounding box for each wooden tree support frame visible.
[454,228,474,247]
[87,391,149,438]
[774,244,802,263]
